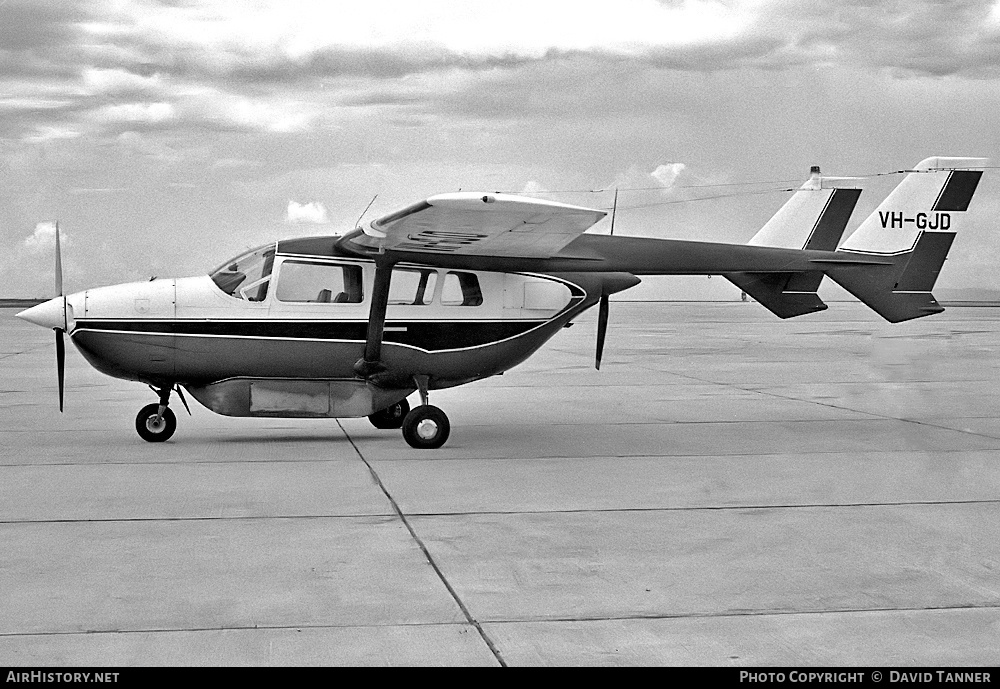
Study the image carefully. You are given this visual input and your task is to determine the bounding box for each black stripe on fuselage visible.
[932,170,983,212]
[74,319,549,352]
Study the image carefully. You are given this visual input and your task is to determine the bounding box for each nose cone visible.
[16,297,65,330]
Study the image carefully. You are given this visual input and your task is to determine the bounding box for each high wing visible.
[362,192,607,258]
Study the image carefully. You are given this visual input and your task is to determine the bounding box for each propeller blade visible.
[53,223,67,412]
[55,328,65,413]
[596,293,609,370]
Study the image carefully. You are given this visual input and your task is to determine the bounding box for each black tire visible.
[401,405,450,449]
[368,398,410,430]
[135,403,176,442]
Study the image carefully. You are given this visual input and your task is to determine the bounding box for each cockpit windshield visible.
[209,244,276,301]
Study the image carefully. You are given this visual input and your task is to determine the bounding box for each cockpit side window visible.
[210,245,275,301]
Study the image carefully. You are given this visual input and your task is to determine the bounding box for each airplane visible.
[16,156,985,449]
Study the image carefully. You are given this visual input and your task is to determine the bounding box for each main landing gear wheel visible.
[135,403,176,443]
[368,398,410,430]
[401,405,450,449]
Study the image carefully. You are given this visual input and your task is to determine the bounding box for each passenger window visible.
[441,271,483,306]
[276,261,365,303]
[389,269,438,305]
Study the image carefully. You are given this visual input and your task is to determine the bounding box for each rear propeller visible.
[595,189,617,370]
[595,292,609,370]
[54,222,66,412]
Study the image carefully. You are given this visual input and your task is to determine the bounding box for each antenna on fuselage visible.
[355,194,379,231]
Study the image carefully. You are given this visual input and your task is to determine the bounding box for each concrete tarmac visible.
[1,302,998,666]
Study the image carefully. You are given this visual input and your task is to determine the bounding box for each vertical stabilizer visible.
[748,167,861,251]
[727,167,861,318]
[838,157,985,255]
[827,157,986,322]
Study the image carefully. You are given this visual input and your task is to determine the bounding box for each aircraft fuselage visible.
[60,237,636,419]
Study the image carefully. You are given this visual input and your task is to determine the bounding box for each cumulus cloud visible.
[650,163,687,189]
[23,222,68,255]
[604,163,690,194]
[286,201,329,224]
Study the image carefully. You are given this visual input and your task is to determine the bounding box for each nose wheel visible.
[135,385,184,442]
[135,403,176,442]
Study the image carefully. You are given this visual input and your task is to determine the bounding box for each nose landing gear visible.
[400,375,450,449]
[136,403,176,442]
[135,385,180,442]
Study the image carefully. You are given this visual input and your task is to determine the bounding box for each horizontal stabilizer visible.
[726,271,827,318]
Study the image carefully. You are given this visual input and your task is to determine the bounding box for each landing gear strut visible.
[135,386,176,442]
[350,260,450,448]
[401,375,450,449]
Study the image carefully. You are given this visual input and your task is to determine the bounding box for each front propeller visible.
[16,223,70,412]
[17,293,75,411]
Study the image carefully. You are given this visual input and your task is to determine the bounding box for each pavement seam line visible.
[6,602,999,639]
[657,366,1000,445]
[0,620,498,638]
[750,386,1000,444]
[481,601,1000,625]
[3,497,998,524]
[336,420,508,668]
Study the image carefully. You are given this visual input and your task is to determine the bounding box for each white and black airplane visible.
[17,156,985,448]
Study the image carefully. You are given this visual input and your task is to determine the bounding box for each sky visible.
[3,0,1000,298]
